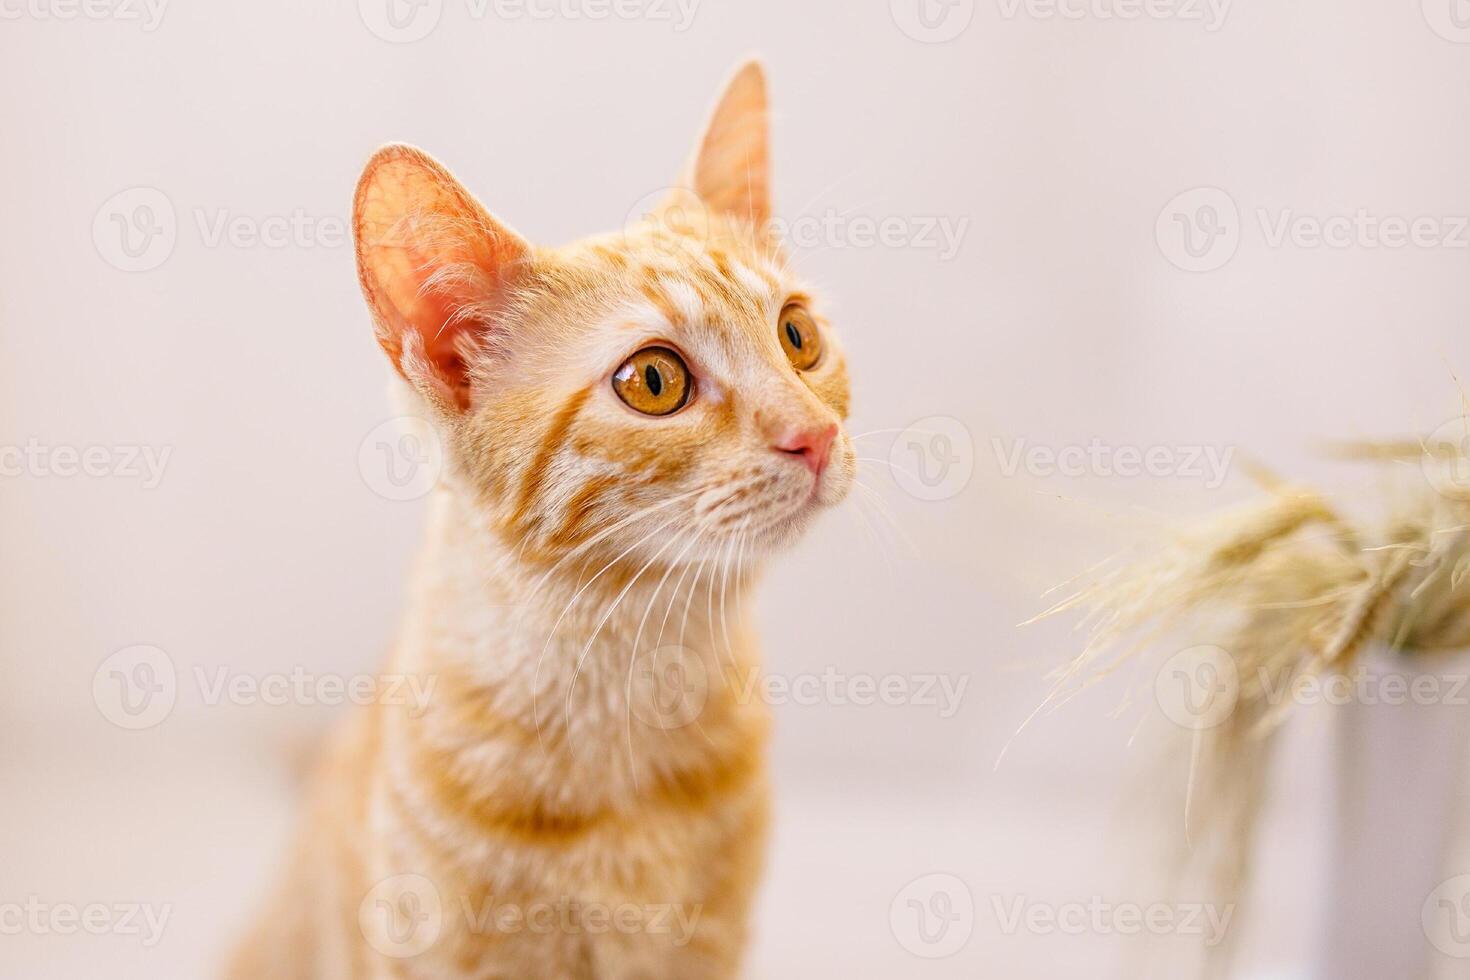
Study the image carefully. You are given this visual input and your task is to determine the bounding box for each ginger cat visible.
[227,61,854,979]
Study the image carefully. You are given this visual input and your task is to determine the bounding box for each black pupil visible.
[785,321,803,350]
[644,364,663,397]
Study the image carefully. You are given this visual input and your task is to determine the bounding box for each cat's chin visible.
[746,480,851,553]
[756,513,821,553]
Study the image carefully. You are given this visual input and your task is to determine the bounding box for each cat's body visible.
[229,492,771,979]
[228,63,853,979]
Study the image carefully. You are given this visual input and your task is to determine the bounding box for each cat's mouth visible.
[694,479,802,537]
[689,463,848,552]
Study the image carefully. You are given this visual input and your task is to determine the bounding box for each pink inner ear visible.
[372,227,475,372]
[394,248,470,396]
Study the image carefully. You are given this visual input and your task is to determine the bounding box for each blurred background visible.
[4,0,1470,976]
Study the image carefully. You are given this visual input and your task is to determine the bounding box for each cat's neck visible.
[394,484,763,749]
[373,482,770,825]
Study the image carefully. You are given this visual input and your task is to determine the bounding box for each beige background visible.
[4,0,1470,976]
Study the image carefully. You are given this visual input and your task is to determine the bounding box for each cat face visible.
[352,62,852,569]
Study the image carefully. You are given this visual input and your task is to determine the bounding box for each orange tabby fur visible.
[226,61,854,980]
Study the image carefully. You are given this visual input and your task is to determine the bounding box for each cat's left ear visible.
[679,59,771,229]
[353,144,532,413]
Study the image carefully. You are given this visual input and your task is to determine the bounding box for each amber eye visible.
[612,346,692,416]
[779,302,822,371]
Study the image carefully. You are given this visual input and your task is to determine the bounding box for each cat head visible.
[352,61,853,570]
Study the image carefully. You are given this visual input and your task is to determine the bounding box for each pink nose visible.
[772,423,838,478]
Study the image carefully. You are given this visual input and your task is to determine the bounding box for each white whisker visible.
[517,487,704,643]
[529,489,703,747]
[623,522,704,792]
[855,455,924,483]
[564,517,691,745]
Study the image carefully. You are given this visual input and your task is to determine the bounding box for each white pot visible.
[1314,644,1470,980]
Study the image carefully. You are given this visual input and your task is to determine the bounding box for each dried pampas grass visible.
[1038,436,1470,971]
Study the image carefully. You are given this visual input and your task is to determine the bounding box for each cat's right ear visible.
[353,144,532,413]
[677,59,771,229]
